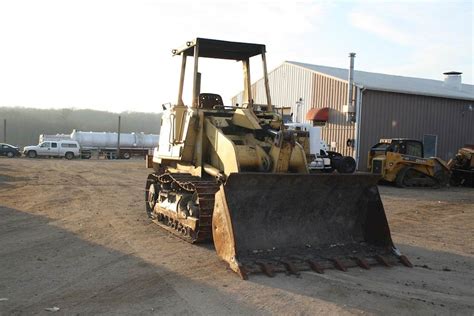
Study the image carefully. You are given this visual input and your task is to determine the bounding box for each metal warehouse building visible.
[232,60,474,170]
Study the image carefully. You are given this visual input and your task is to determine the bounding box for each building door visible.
[423,134,437,158]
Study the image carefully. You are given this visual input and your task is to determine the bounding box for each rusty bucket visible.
[212,173,410,278]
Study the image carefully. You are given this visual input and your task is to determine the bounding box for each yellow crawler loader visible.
[145,38,411,279]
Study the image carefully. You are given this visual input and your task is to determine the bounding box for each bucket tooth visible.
[332,258,348,272]
[375,255,391,267]
[399,255,413,268]
[307,260,325,274]
[281,260,300,276]
[256,262,275,277]
[354,257,371,270]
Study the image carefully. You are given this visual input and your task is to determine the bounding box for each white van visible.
[23,140,80,160]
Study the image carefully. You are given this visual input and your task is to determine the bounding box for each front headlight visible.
[309,159,324,168]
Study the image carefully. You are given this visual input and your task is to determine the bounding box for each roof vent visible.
[443,71,462,90]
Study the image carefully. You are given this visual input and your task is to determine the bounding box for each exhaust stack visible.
[343,53,356,122]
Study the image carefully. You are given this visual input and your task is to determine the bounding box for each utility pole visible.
[116,115,121,159]
[3,119,6,143]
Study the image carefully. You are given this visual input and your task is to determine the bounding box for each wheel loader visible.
[145,38,412,279]
[368,139,450,188]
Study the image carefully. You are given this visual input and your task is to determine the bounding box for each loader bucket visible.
[212,173,410,279]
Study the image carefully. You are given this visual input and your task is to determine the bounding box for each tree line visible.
[0,107,162,147]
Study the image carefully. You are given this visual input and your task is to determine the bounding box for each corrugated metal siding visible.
[311,73,355,157]
[231,63,314,114]
[359,90,474,170]
[232,63,355,157]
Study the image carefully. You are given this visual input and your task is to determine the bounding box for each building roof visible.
[286,61,474,101]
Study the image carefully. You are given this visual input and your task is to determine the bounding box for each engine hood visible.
[23,145,38,151]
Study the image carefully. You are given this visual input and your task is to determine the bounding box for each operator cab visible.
[371,139,424,158]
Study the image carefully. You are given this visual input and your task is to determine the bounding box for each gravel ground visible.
[0,158,473,315]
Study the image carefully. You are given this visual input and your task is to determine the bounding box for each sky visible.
[0,0,472,113]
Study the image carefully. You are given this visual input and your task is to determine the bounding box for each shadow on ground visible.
[249,242,474,315]
[0,206,258,315]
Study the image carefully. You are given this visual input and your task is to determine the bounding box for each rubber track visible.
[397,167,440,188]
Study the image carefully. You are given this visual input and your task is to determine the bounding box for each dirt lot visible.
[0,158,473,315]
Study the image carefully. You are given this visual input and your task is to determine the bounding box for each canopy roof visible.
[172,38,266,60]
[306,107,329,121]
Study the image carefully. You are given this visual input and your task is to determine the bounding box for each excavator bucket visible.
[212,173,411,279]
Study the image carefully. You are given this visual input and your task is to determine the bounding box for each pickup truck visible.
[23,140,80,160]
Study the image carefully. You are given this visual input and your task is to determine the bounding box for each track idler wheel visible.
[145,175,159,218]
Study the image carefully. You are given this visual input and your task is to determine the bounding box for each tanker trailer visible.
[70,130,159,159]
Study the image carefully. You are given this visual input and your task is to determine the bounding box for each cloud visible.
[378,43,473,83]
[349,11,410,45]
[347,3,472,83]
[0,0,470,112]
